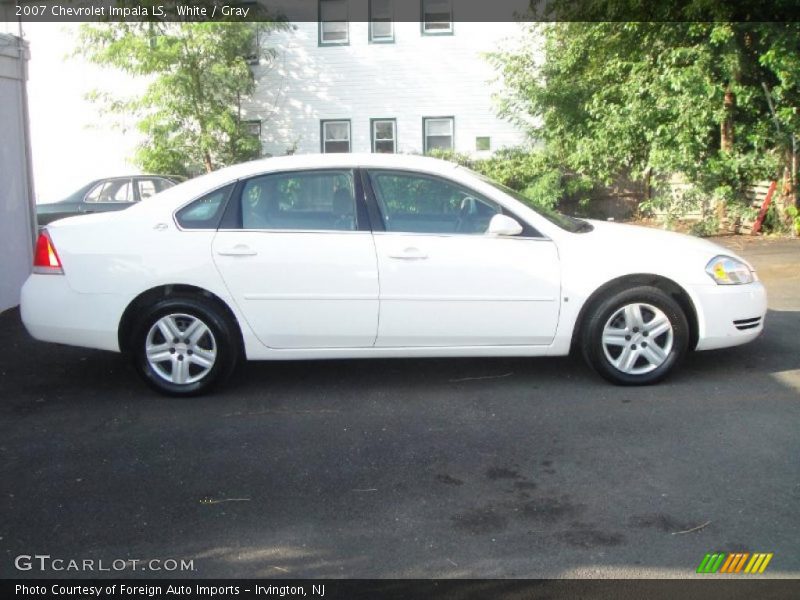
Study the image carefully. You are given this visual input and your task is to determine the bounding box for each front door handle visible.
[388,247,428,260]
[217,244,258,257]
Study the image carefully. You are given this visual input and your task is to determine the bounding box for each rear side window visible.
[240,170,357,231]
[175,184,233,230]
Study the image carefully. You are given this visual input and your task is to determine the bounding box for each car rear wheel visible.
[131,296,239,396]
[582,286,689,385]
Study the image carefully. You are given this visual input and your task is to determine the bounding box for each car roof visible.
[215,153,458,180]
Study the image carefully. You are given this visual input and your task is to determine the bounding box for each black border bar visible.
[5,579,800,600]
[5,0,800,23]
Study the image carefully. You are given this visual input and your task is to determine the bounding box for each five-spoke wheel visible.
[601,303,674,375]
[145,313,218,385]
[131,296,239,396]
[582,286,689,385]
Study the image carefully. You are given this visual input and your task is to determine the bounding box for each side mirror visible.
[486,214,523,237]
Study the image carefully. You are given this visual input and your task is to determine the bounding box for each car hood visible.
[582,219,748,265]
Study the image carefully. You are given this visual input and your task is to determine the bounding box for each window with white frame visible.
[321,120,351,153]
[319,0,349,45]
[369,0,394,42]
[423,117,454,152]
[422,0,453,34]
[371,119,396,153]
[245,120,262,139]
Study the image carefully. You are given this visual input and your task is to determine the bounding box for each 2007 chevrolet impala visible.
[21,154,767,395]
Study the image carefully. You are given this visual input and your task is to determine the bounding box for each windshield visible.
[468,170,593,233]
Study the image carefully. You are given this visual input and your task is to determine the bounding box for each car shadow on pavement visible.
[1,307,796,403]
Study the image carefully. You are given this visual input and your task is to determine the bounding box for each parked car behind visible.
[36,175,183,226]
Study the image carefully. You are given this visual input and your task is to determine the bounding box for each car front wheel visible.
[582,286,689,385]
[131,296,239,396]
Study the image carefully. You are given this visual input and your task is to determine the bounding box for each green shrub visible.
[787,205,800,235]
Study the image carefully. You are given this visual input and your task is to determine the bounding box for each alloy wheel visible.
[601,303,674,375]
[145,313,217,385]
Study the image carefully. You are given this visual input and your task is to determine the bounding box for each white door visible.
[367,170,561,347]
[212,169,379,349]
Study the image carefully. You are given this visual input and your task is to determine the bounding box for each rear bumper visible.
[21,274,125,352]
[693,281,768,351]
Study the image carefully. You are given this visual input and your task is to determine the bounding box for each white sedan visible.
[21,154,767,395]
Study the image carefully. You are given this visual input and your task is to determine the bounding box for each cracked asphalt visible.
[1,237,799,579]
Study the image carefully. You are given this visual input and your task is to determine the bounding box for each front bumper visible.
[692,281,768,351]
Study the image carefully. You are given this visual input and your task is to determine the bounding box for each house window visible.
[476,136,491,151]
[245,120,262,139]
[422,0,453,34]
[319,0,349,45]
[321,120,351,153]
[244,29,261,65]
[423,117,454,152]
[371,119,396,153]
[369,0,394,42]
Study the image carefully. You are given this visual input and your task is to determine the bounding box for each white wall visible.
[0,33,36,312]
[246,21,526,157]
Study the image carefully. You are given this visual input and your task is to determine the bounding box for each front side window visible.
[84,179,133,203]
[473,172,592,234]
[422,0,453,34]
[368,170,500,234]
[241,170,357,231]
[137,178,171,200]
[423,117,454,152]
[321,120,351,153]
[319,0,349,45]
[371,119,396,153]
[175,184,234,230]
[369,0,394,42]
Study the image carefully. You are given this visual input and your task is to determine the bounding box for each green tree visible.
[78,17,289,176]
[489,17,800,211]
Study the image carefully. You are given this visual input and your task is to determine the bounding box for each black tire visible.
[130,295,240,396]
[581,285,689,386]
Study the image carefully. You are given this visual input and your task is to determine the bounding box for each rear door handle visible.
[388,247,428,260]
[216,244,258,257]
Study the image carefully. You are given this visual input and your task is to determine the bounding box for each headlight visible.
[705,255,754,285]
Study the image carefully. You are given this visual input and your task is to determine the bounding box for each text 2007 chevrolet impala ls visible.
[21,154,767,395]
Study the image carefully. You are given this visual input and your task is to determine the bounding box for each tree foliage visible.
[489,17,800,210]
[78,17,289,176]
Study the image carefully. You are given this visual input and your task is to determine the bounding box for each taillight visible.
[33,230,64,274]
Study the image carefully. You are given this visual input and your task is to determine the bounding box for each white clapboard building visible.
[245,3,526,157]
[0,31,36,313]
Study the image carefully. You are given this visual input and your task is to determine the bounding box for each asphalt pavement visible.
[1,237,799,579]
